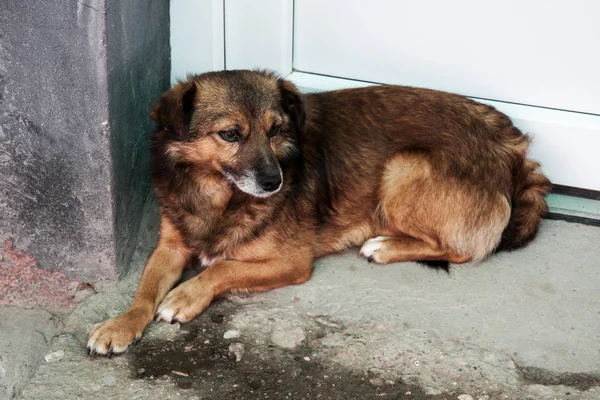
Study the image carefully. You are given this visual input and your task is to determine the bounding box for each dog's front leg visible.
[87,217,191,356]
[155,250,313,324]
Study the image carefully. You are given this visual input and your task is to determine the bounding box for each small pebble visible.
[223,329,240,339]
[228,343,245,362]
[303,356,310,361]
[44,350,64,363]
[270,325,306,349]
[458,395,474,400]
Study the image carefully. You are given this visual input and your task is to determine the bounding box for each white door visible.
[294,0,600,114]
[171,0,600,192]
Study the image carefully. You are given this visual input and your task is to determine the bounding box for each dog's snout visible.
[257,173,282,192]
[252,148,282,194]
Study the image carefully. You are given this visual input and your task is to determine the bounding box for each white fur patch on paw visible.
[155,304,177,323]
[359,236,387,258]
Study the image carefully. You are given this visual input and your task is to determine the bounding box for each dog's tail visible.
[497,154,552,251]
[418,260,450,273]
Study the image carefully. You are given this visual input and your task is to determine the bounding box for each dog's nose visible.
[257,174,282,192]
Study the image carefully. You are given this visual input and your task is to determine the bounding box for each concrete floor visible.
[1,219,599,399]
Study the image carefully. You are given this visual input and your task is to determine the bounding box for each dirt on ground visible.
[127,300,445,400]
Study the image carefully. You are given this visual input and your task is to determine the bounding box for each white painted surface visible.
[288,72,600,191]
[224,0,293,74]
[168,1,598,190]
[487,101,600,192]
[294,0,600,115]
[170,0,224,83]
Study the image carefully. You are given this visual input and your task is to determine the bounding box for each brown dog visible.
[87,70,551,356]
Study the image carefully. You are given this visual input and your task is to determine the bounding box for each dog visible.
[87,70,551,356]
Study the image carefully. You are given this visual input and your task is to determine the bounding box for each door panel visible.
[294,0,600,114]
[289,71,600,191]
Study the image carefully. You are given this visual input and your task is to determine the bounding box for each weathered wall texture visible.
[107,0,170,275]
[0,0,169,285]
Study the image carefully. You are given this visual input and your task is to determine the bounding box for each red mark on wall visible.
[0,237,90,310]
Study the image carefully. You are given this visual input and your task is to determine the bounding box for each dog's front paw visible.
[156,280,213,324]
[87,309,148,357]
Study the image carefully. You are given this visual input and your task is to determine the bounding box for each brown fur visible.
[87,70,551,356]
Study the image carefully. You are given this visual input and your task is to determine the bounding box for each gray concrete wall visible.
[0,0,169,283]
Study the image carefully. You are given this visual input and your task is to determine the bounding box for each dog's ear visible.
[279,79,306,135]
[150,80,197,139]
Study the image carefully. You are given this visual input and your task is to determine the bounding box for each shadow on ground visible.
[128,300,443,400]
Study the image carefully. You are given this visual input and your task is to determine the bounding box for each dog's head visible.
[151,70,305,198]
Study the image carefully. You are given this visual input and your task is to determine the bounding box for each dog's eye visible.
[218,129,241,142]
[267,124,282,138]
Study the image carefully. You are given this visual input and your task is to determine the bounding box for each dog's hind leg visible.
[359,235,470,265]
[376,152,510,264]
